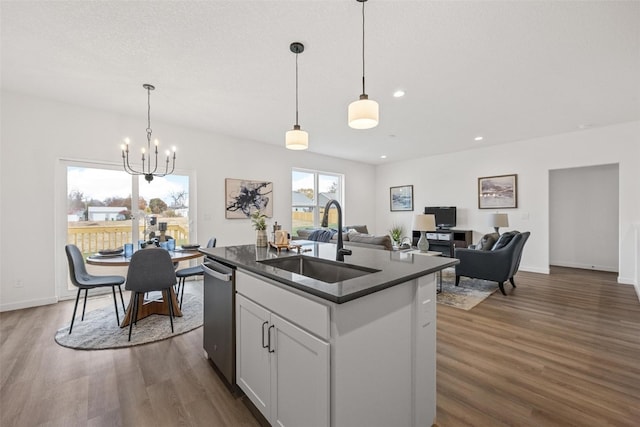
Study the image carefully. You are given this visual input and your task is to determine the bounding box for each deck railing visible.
[67,223,189,255]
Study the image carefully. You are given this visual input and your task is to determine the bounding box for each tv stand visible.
[412,229,472,257]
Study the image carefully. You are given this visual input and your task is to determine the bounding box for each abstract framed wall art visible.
[225,178,273,218]
[390,185,414,211]
[478,174,518,209]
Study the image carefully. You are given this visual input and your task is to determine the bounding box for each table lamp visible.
[488,213,509,235]
[413,214,436,252]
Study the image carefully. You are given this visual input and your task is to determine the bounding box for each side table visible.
[407,250,443,293]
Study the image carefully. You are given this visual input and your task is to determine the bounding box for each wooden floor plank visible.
[1,269,639,426]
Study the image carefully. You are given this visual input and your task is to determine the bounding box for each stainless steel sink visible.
[259,256,380,283]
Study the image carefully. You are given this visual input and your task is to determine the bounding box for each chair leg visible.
[166,290,175,333]
[179,278,186,309]
[81,288,89,321]
[498,282,507,295]
[111,286,120,326]
[118,285,126,312]
[455,275,461,286]
[128,292,139,341]
[509,277,516,288]
[69,288,82,334]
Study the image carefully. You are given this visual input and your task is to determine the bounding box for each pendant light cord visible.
[361,0,366,95]
[295,52,300,126]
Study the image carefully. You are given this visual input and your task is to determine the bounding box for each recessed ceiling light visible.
[393,90,405,98]
[474,136,484,141]
[380,155,387,159]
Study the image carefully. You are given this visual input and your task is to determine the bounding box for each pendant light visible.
[348,0,379,129]
[285,42,309,150]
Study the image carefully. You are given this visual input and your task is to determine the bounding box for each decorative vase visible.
[256,229,268,247]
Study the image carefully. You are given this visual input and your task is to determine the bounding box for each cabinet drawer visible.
[437,233,451,240]
[237,270,330,340]
[426,233,438,240]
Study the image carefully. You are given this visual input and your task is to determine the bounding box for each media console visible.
[412,229,473,257]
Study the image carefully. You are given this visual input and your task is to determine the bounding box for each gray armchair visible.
[454,231,530,295]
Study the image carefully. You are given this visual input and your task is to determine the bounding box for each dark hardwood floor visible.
[1,268,639,426]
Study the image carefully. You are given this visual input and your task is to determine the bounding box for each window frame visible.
[291,168,344,231]
[56,158,195,300]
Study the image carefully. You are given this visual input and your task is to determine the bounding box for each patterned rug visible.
[54,282,203,350]
[437,268,499,310]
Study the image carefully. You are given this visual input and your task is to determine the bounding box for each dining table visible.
[87,248,204,327]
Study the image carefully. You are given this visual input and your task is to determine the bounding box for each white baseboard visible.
[0,296,58,312]
[550,260,618,273]
[519,265,550,275]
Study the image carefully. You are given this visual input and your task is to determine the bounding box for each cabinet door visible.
[236,294,271,420]
[270,313,329,427]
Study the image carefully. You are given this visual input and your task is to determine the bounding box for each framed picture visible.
[478,174,518,209]
[390,185,414,211]
[225,178,273,219]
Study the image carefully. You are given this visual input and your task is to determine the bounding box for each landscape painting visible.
[390,185,414,211]
[478,174,518,209]
[225,178,273,218]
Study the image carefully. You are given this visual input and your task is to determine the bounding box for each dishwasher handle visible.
[202,263,232,282]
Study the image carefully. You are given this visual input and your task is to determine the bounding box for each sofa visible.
[294,225,393,251]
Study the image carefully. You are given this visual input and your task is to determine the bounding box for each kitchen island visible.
[200,242,458,427]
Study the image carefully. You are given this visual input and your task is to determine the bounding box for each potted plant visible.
[251,210,268,247]
[389,223,406,249]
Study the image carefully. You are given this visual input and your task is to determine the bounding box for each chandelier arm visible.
[124,151,143,175]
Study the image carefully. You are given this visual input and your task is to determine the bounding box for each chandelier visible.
[121,83,176,183]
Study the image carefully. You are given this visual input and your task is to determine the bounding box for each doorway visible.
[549,164,619,272]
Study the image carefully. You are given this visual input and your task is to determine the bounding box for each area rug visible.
[437,268,499,310]
[54,284,203,350]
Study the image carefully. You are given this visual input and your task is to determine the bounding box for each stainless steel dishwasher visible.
[202,259,237,391]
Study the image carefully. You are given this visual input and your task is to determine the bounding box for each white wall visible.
[375,121,640,286]
[0,91,376,311]
[549,164,619,272]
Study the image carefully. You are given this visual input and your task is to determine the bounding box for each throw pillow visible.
[344,225,369,234]
[491,231,519,250]
[477,233,499,250]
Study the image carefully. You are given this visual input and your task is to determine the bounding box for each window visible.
[63,162,190,295]
[291,169,343,234]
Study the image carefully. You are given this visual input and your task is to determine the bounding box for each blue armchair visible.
[454,231,530,295]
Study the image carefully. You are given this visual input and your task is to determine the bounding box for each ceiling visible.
[2,1,639,165]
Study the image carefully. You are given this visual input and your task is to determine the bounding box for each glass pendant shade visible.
[285,125,309,150]
[348,95,379,129]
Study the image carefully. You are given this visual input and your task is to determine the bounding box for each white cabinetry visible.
[236,280,329,427]
[236,269,437,427]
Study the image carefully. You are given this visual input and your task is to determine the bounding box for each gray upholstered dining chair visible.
[65,244,126,334]
[175,237,216,308]
[125,247,178,341]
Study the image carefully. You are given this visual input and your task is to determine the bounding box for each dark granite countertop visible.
[199,242,459,304]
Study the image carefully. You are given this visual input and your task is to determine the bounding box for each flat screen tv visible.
[424,206,457,230]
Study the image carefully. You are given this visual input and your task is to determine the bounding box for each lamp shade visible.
[488,213,509,228]
[413,214,436,232]
[285,127,309,150]
[348,97,379,129]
